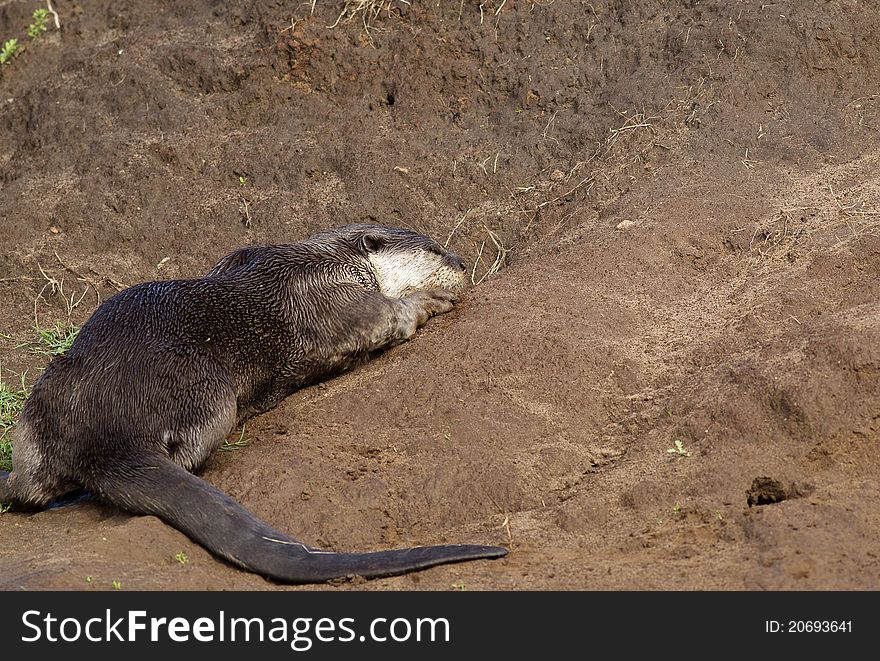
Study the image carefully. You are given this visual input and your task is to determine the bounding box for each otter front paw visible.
[409,288,458,318]
[396,289,458,340]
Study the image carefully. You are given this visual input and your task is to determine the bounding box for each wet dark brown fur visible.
[0,224,507,583]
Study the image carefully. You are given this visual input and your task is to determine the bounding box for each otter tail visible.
[90,456,507,584]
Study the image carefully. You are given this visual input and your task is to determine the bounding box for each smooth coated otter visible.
[0,224,507,583]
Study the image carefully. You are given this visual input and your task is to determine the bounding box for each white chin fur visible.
[368,251,463,298]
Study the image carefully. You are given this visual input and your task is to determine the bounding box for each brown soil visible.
[2,0,880,591]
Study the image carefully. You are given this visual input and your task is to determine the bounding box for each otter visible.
[0,224,507,583]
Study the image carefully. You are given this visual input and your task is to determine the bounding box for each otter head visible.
[347,225,468,299]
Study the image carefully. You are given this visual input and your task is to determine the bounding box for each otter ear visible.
[360,233,385,253]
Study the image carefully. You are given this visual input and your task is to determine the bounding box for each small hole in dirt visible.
[746,476,787,507]
[386,93,396,106]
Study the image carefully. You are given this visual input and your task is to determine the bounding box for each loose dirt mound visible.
[1,0,879,590]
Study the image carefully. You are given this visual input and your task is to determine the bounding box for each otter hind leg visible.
[163,387,238,472]
[0,469,74,511]
[1,418,76,510]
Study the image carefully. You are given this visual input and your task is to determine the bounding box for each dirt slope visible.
[1,0,879,590]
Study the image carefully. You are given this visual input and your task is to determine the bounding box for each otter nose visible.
[448,255,466,271]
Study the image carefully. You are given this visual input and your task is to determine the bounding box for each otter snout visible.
[445,253,467,272]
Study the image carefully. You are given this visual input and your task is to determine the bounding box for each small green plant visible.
[0,502,11,514]
[220,425,249,451]
[672,502,682,513]
[27,9,50,39]
[85,576,93,584]
[451,581,466,591]
[112,580,122,590]
[238,175,248,186]
[0,369,29,472]
[0,39,20,65]
[666,439,691,458]
[175,552,188,565]
[32,323,79,356]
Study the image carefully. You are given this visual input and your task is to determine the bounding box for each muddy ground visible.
[1,0,879,590]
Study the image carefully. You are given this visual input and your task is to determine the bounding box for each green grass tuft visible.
[0,369,28,472]
[32,323,79,356]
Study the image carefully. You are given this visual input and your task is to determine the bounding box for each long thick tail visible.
[89,456,507,584]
